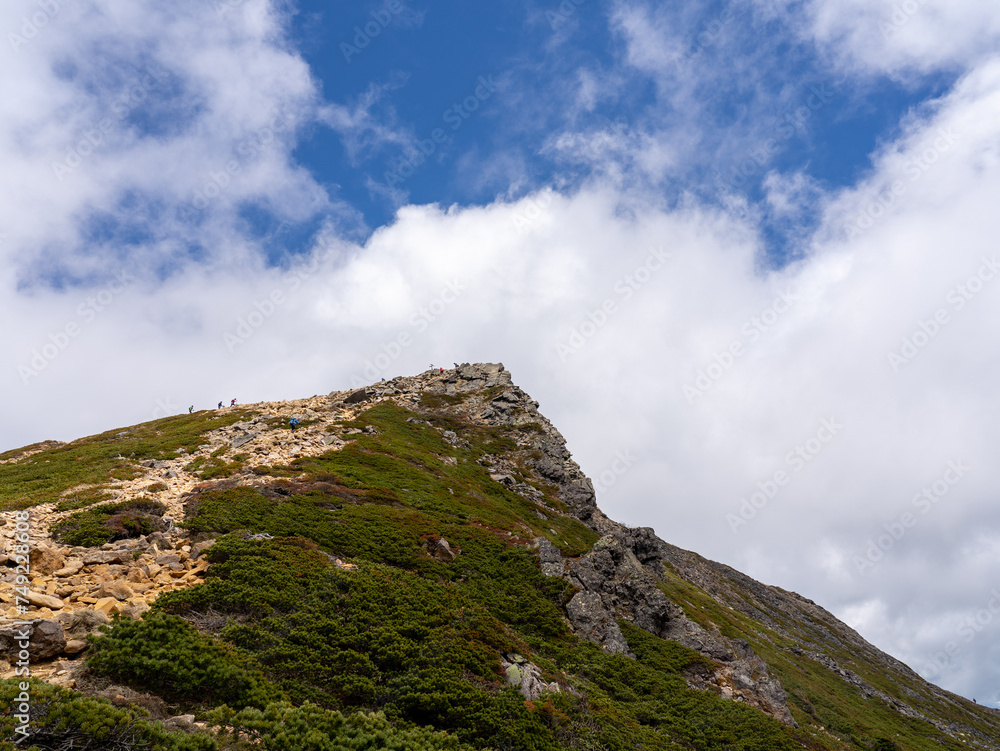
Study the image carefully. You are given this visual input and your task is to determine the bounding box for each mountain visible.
[1,362,998,750]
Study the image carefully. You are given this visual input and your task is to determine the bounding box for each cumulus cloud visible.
[756,0,1000,78]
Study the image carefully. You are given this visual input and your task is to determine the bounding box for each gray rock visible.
[564,591,630,654]
[0,620,66,660]
[533,537,565,577]
[501,655,560,701]
[155,553,183,571]
[423,537,458,561]
[343,388,372,405]
[231,432,259,449]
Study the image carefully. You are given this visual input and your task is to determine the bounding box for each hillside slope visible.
[1,363,997,750]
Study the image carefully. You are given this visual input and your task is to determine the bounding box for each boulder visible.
[96,582,135,601]
[0,620,66,660]
[26,591,65,610]
[422,537,458,561]
[29,546,66,575]
[501,654,561,701]
[53,559,85,577]
[343,388,372,405]
[231,432,258,449]
[64,639,88,655]
[155,553,184,571]
[190,539,216,558]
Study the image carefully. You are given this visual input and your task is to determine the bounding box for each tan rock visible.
[53,559,84,577]
[29,546,66,575]
[26,591,64,609]
[96,582,134,601]
[63,640,88,655]
[45,581,58,595]
[94,597,117,616]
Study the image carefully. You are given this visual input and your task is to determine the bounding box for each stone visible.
[155,553,184,571]
[231,432,259,449]
[53,559,85,577]
[564,591,629,654]
[94,597,119,616]
[0,620,66,660]
[422,536,458,562]
[26,592,65,610]
[82,550,128,565]
[533,537,564,577]
[63,639,88,655]
[343,388,372,405]
[29,546,66,575]
[191,539,216,558]
[501,655,553,700]
[96,582,134,601]
[164,714,196,730]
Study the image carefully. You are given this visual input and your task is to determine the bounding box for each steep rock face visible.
[534,535,796,725]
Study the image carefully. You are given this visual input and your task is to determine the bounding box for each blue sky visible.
[276,0,954,264]
[4,0,1000,711]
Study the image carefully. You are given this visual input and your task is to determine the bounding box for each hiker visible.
[439,367,444,373]
[231,398,237,407]
[217,401,223,409]
[188,405,193,414]
[290,417,299,432]
[453,362,458,368]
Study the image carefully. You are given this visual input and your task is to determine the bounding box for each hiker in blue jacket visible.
[290,417,299,432]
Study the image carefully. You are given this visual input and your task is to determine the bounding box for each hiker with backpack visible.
[290,417,299,432]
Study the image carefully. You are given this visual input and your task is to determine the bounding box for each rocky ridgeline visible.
[4,363,992,744]
[0,363,797,722]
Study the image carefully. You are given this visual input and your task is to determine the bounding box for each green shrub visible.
[51,499,167,547]
[86,612,275,710]
[0,678,216,751]
[210,702,473,750]
[155,536,566,748]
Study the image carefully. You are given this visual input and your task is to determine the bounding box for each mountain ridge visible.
[2,362,998,750]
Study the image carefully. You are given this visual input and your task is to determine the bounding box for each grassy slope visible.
[658,565,994,750]
[0,409,256,511]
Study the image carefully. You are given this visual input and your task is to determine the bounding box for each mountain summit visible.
[2,363,998,750]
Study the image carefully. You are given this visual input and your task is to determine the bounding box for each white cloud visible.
[757,0,1000,78]
[0,0,334,283]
